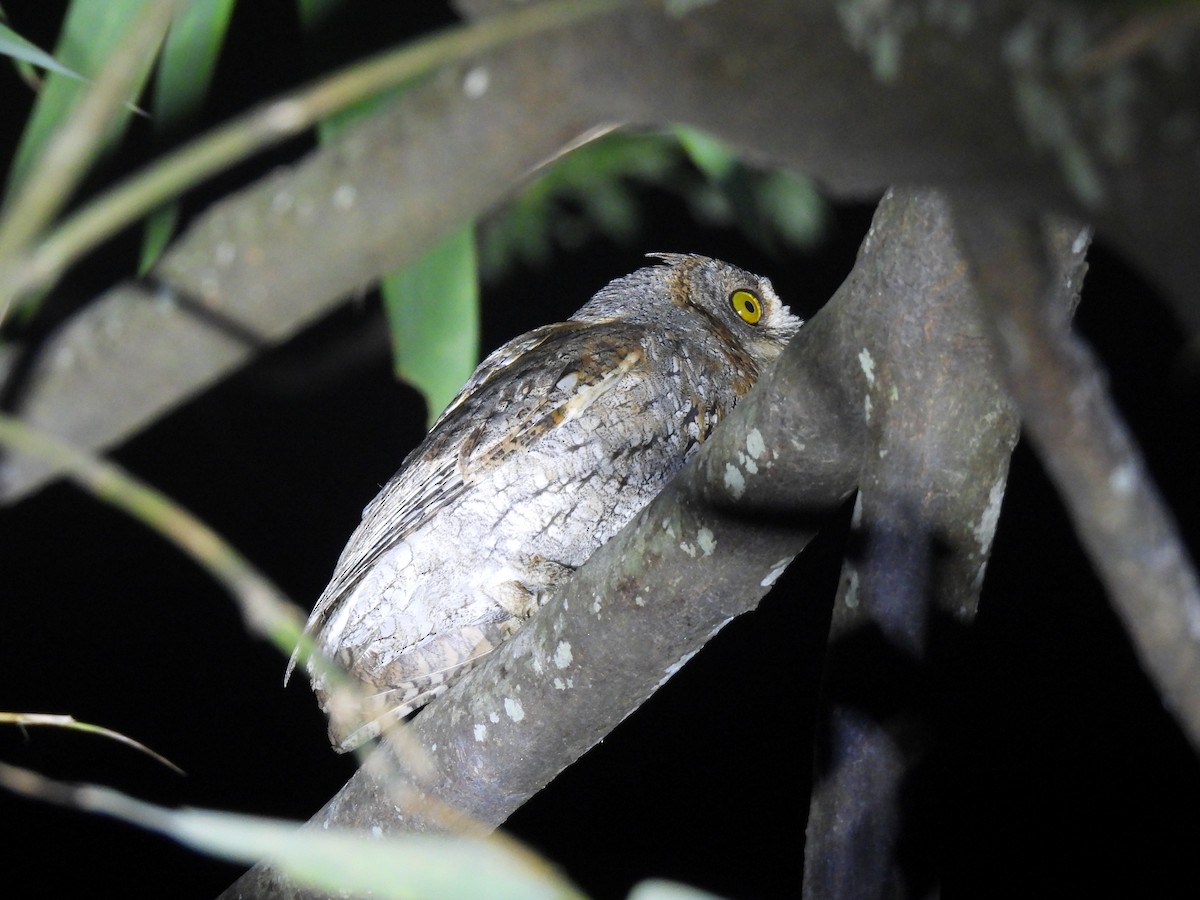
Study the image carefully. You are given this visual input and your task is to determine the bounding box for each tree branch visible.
[4,0,1198,501]
[952,202,1200,753]
[801,191,1071,899]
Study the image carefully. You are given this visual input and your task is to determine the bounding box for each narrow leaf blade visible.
[382,225,480,428]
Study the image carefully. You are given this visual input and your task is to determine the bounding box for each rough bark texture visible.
[801,194,1080,900]
[4,0,1198,500]
[953,204,1200,752]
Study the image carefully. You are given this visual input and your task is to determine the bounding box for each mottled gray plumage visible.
[291,253,802,750]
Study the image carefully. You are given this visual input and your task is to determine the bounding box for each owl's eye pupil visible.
[730,289,763,325]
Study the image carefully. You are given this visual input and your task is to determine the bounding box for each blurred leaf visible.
[296,0,348,28]
[480,125,824,274]
[153,0,235,122]
[5,0,159,199]
[673,125,737,182]
[675,125,827,252]
[383,225,480,427]
[628,879,727,900]
[480,131,681,279]
[139,0,237,272]
[0,21,85,80]
[139,203,179,273]
[0,762,583,900]
[754,170,825,248]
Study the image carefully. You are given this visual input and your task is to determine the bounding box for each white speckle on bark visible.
[462,66,490,98]
[971,561,989,594]
[554,641,573,669]
[333,184,357,210]
[746,428,766,460]
[504,698,524,722]
[697,527,717,556]
[724,463,745,499]
[553,677,566,690]
[738,450,759,475]
[761,556,793,587]
[864,393,873,422]
[656,648,701,689]
[473,723,487,742]
[1109,462,1136,496]
[858,348,876,385]
[295,196,316,223]
[591,596,602,615]
[488,711,500,724]
[635,595,646,607]
[679,541,697,558]
[845,569,861,608]
[270,190,294,214]
[974,476,1007,551]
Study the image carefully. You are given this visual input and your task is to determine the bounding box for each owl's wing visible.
[301,318,650,634]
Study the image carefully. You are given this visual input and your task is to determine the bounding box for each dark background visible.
[2,2,1199,897]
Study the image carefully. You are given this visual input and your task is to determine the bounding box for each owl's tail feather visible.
[319,641,498,753]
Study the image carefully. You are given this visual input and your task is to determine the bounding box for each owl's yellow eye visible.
[730,288,763,325]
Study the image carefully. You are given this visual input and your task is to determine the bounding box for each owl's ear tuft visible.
[646,251,700,267]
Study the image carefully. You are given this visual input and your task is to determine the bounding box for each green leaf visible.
[139,0,237,272]
[0,762,583,900]
[0,21,86,80]
[162,810,576,900]
[383,225,480,428]
[754,170,825,249]
[153,0,237,130]
[5,0,160,197]
[673,125,737,183]
[296,0,349,28]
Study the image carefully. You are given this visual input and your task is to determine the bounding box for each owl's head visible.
[574,253,803,370]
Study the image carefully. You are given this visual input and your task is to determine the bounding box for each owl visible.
[289,253,802,750]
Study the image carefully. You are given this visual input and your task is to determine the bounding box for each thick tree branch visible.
[952,203,1200,753]
[801,191,1070,900]
[4,0,1198,501]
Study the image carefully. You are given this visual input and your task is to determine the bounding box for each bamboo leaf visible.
[0,762,583,900]
[0,21,85,80]
[139,0,238,271]
[5,0,159,197]
[383,225,480,427]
